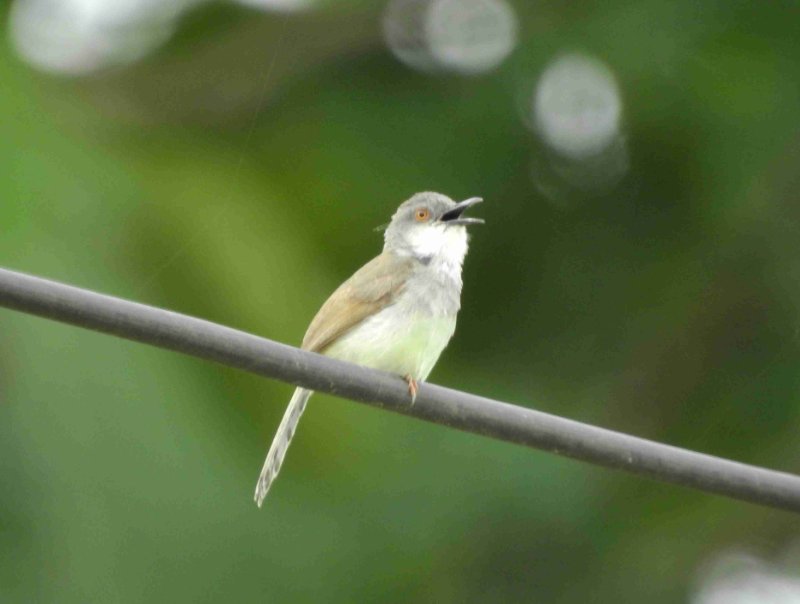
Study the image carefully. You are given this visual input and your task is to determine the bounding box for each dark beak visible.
[440,197,484,226]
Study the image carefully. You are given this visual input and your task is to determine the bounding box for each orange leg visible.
[403,374,419,403]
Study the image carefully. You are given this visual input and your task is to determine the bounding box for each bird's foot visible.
[403,374,419,404]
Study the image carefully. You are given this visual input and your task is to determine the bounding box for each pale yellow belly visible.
[324,307,456,381]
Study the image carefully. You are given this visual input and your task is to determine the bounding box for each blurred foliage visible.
[2,1,800,602]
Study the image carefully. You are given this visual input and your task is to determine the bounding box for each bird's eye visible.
[414,208,430,222]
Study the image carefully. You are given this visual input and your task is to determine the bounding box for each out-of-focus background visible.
[2,0,800,602]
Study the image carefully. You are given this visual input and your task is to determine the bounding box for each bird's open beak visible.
[440,197,484,226]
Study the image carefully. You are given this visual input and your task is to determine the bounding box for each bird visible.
[254,192,484,506]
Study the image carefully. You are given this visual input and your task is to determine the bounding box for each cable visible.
[1,266,799,513]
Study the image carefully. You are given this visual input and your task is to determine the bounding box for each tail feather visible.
[254,387,313,507]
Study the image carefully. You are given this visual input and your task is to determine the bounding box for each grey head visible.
[383,192,483,263]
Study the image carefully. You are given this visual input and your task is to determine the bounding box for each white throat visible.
[393,224,469,271]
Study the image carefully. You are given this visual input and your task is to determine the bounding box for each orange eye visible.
[414,207,430,222]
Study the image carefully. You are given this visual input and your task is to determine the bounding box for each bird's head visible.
[383,192,484,265]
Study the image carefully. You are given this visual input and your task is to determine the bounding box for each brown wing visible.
[301,251,414,353]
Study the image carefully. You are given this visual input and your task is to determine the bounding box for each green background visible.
[2,1,800,602]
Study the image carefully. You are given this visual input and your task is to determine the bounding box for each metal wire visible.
[2,266,800,513]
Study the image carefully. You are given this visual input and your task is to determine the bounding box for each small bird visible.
[254,192,483,506]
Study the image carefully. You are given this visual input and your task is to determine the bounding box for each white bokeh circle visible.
[534,53,622,159]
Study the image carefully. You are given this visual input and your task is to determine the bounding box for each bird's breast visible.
[323,294,457,381]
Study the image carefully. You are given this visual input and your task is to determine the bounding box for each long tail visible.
[254,387,313,507]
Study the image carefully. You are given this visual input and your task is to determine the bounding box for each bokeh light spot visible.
[383,0,517,76]
[693,551,800,604]
[8,0,188,76]
[8,0,314,77]
[534,53,622,159]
